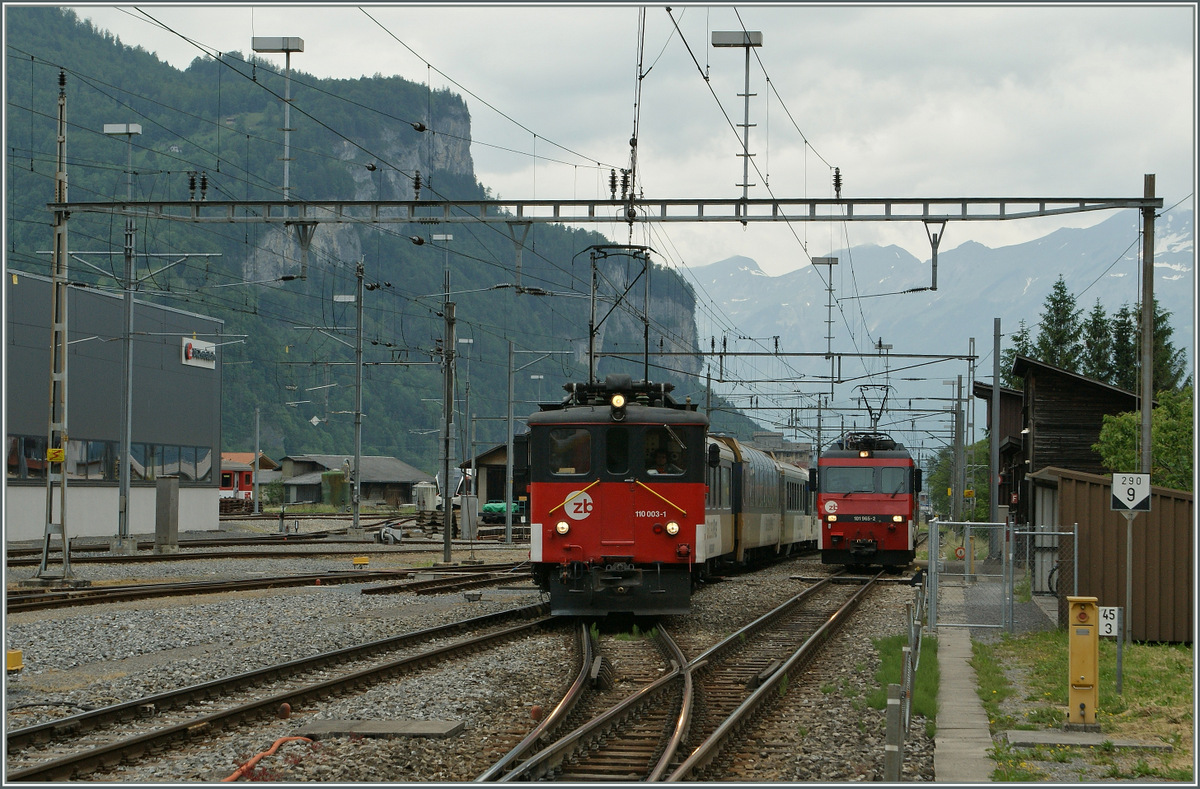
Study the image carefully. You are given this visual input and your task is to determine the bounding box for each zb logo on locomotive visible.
[565,491,595,520]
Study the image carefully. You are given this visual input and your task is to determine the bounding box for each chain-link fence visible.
[929,519,1077,634]
[928,519,1012,632]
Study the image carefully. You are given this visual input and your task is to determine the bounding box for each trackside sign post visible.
[1099,605,1124,694]
[1111,473,1150,645]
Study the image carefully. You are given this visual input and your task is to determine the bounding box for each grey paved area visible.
[933,585,1002,783]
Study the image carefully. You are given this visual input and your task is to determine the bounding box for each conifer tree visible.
[1032,276,1082,370]
[1110,304,1138,391]
[1109,298,1190,393]
[1080,299,1113,383]
[1147,298,1190,392]
[1000,320,1033,389]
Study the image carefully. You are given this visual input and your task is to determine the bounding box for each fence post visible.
[885,683,904,781]
[928,518,939,628]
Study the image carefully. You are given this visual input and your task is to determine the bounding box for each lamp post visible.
[104,122,141,554]
[712,30,763,209]
[251,37,303,201]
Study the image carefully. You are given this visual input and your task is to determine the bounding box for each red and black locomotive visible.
[527,374,816,616]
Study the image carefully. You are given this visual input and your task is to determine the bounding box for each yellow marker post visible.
[1066,596,1100,731]
[352,556,369,569]
[7,649,24,674]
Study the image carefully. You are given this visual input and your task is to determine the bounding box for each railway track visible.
[667,570,882,781]
[363,568,533,596]
[5,604,559,782]
[478,569,881,782]
[6,563,529,614]
[5,539,522,568]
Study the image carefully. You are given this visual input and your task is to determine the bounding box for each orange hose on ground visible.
[222,736,313,782]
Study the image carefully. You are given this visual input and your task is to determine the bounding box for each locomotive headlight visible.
[892,515,904,522]
[665,521,680,536]
[555,521,570,535]
[610,393,627,422]
[827,515,838,522]
[859,450,871,458]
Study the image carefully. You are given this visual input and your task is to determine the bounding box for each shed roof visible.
[221,452,280,470]
[1011,355,1148,404]
[281,454,434,484]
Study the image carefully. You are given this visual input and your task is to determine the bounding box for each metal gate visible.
[928,519,1013,632]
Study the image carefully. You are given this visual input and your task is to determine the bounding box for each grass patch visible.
[973,628,1193,782]
[989,742,1050,781]
[611,624,657,641]
[866,632,939,731]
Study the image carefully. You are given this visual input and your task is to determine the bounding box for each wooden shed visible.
[1028,466,1193,644]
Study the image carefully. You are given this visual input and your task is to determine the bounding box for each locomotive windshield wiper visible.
[663,424,687,450]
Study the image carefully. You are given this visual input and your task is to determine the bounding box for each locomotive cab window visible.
[644,427,684,476]
[548,428,591,475]
[881,467,909,494]
[822,467,875,493]
[606,427,629,475]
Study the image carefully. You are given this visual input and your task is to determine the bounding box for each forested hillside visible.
[5,7,762,470]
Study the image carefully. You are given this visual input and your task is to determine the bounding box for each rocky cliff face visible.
[243,98,475,282]
[240,84,704,382]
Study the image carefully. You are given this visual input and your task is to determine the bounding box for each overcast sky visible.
[65,3,1196,276]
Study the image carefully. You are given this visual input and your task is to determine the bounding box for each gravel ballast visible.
[6,544,934,782]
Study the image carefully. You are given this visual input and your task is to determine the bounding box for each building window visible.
[132,443,156,481]
[195,447,212,481]
[6,435,213,484]
[6,436,48,480]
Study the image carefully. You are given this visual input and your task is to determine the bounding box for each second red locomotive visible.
[816,431,920,568]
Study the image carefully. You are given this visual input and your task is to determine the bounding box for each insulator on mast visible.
[609,169,617,199]
[833,167,842,199]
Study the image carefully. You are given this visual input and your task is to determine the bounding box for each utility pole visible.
[254,407,261,514]
[353,260,364,533]
[505,341,515,544]
[1139,174,1155,474]
[33,70,85,586]
[588,251,597,383]
[953,375,965,521]
[990,319,1001,524]
[433,234,455,563]
[104,121,141,555]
